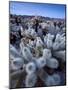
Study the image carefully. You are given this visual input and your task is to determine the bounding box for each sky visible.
[9,1,66,19]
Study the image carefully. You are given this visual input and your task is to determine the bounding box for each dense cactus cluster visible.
[10,15,66,89]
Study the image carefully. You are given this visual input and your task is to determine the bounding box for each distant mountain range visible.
[10,14,65,21]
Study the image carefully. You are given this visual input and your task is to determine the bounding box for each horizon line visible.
[10,13,65,20]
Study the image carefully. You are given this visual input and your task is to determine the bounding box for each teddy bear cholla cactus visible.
[24,27,37,39]
[43,48,59,69]
[53,33,65,50]
[10,57,24,71]
[53,50,65,62]
[38,69,61,86]
[10,32,65,88]
[44,33,65,50]
[25,62,36,74]
[24,48,59,87]
[35,37,44,57]
[44,33,54,49]
[25,73,37,87]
